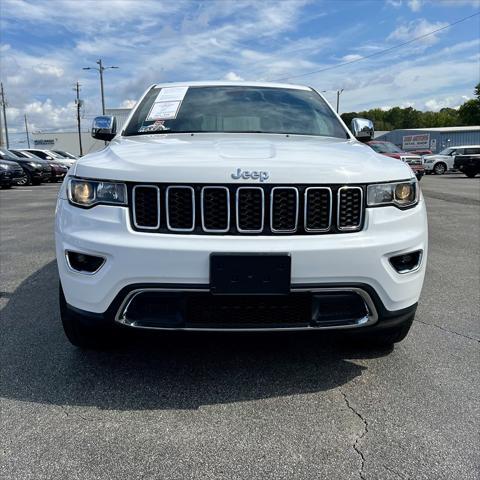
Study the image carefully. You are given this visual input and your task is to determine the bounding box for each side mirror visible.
[91,116,117,141]
[351,118,374,142]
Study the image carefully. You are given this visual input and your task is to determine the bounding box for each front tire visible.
[464,168,478,178]
[17,171,32,186]
[433,162,447,175]
[59,285,117,349]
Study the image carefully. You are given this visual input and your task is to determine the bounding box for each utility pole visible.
[83,59,119,115]
[74,81,83,156]
[0,103,3,147]
[336,89,344,114]
[24,113,30,148]
[0,82,9,148]
[98,59,105,115]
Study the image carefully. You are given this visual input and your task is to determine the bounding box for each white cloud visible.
[341,54,363,62]
[387,0,480,7]
[1,0,478,136]
[120,99,137,108]
[32,64,64,77]
[388,19,449,46]
[407,0,423,12]
[424,95,471,111]
[224,71,244,81]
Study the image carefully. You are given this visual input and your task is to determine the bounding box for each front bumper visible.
[56,195,428,323]
[0,173,12,186]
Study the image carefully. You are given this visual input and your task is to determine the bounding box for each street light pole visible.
[24,113,30,148]
[98,59,105,115]
[74,82,83,156]
[336,89,344,114]
[0,82,9,148]
[83,59,119,116]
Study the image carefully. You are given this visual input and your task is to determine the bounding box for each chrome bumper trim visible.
[114,286,378,331]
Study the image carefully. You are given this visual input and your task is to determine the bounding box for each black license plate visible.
[210,253,291,294]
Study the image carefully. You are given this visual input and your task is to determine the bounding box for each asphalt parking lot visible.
[1,175,479,480]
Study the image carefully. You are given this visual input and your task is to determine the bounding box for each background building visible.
[376,126,480,152]
[30,108,132,156]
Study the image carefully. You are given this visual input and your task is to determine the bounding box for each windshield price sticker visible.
[146,87,189,120]
[154,86,189,103]
[147,100,182,120]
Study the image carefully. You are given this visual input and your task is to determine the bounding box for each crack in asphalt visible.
[384,464,410,479]
[341,391,368,480]
[414,319,479,343]
[59,405,89,422]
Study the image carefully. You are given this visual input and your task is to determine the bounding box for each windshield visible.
[369,142,403,154]
[124,86,349,139]
[26,150,50,159]
[0,148,20,161]
[54,150,75,159]
[47,150,65,159]
[11,150,30,158]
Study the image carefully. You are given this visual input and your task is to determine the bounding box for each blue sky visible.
[1,0,479,136]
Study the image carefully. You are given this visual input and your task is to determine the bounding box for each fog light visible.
[390,250,422,274]
[66,250,105,274]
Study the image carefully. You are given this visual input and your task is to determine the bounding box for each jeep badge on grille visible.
[231,168,270,182]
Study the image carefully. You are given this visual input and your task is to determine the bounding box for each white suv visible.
[423,146,480,175]
[55,82,427,349]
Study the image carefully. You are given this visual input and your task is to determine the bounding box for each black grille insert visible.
[237,187,264,232]
[167,186,195,231]
[133,186,160,228]
[271,187,298,232]
[305,187,331,231]
[338,187,363,231]
[202,187,230,231]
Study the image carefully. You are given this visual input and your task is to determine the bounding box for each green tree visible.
[458,100,480,125]
[341,83,480,130]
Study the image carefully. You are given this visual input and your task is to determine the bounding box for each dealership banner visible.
[34,139,55,146]
[402,134,430,150]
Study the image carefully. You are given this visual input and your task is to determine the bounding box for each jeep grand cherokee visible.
[55,82,427,349]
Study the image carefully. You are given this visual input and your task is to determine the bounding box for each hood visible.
[74,133,414,184]
[0,159,21,167]
[423,154,447,160]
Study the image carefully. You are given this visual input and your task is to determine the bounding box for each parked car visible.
[0,158,26,188]
[367,140,425,180]
[22,148,75,168]
[14,150,67,182]
[453,146,480,177]
[423,145,480,175]
[2,149,51,185]
[56,81,427,350]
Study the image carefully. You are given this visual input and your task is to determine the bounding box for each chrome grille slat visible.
[132,185,160,229]
[166,186,195,232]
[201,186,230,232]
[337,186,363,231]
[236,187,264,233]
[304,187,332,232]
[270,187,299,233]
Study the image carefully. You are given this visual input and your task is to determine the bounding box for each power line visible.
[272,11,480,82]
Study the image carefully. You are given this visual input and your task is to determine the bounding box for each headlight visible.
[424,159,434,164]
[367,180,418,208]
[68,178,127,207]
[28,161,43,168]
[0,164,9,170]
